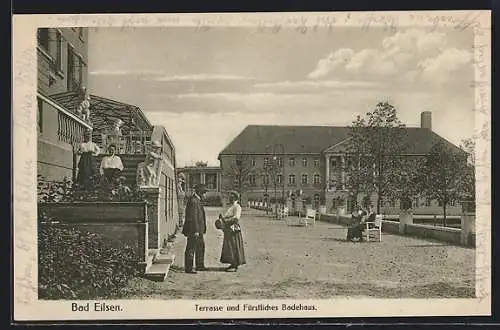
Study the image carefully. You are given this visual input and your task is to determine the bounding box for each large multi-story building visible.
[37,27,91,180]
[218,112,467,215]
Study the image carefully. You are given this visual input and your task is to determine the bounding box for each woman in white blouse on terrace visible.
[99,144,124,185]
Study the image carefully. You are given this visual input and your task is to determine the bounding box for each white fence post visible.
[460,212,475,246]
[399,210,413,234]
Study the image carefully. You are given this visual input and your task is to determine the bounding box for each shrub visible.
[38,224,140,300]
[37,175,147,203]
[202,195,223,207]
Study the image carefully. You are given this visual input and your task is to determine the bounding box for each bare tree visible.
[258,160,280,214]
[225,154,255,202]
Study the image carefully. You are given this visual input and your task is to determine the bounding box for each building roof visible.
[49,91,153,134]
[176,166,222,172]
[218,125,464,156]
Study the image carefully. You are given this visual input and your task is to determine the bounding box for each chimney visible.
[421,111,432,130]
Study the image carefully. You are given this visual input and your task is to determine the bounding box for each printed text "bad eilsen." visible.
[195,303,317,312]
[71,302,123,312]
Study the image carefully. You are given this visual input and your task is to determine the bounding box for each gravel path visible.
[121,207,475,299]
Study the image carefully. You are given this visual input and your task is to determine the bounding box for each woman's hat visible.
[151,141,162,149]
[228,190,240,200]
[215,219,225,230]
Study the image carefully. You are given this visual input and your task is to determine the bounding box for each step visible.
[154,251,176,265]
[143,249,160,273]
[145,263,171,281]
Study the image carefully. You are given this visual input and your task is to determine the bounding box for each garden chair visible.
[277,206,289,220]
[300,208,316,227]
[364,214,382,242]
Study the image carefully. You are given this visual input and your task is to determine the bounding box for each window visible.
[37,28,49,51]
[67,45,84,91]
[301,174,308,184]
[289,157,295,167]
[37,97,43,132]
[55,31,64,73]
[425,199,431,207]
[263,174,270,185]
[263,157,269,166]
[302,157,308,167]
[276,157,283,167]
[438,200,443,207]
[67,45,75,90]
[390,199,396,207]
[314,158,320,167]
[277,174,282,185]
[249,174,256,186]
[449,200,456,206]
[251,158,256,167]
[288,174,296,185]
[313,174,321,185]
[331,158,337,168]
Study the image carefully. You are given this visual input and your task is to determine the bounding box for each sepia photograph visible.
[13,11,490,320]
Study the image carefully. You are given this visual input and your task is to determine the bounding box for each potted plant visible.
[333,196,346,215]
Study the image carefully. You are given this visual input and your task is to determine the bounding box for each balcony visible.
[99,131,153,154]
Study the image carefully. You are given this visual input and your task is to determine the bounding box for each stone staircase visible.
[144,239,177,281]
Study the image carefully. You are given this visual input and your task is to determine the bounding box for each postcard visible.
[13,10,491,321]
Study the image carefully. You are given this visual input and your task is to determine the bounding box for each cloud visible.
[307,48,354,79]
[308,28,471,86]
[89,69,162,75]
[417,48,473,85]
[254,79,377,92]
[151,74,256,82]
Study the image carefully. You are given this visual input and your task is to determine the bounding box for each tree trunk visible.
[376,190,381,214]
[443,203,447,227]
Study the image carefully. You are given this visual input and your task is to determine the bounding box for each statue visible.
[136,141,163,187]
[76,87,91,122]
[106,118,124,152]
[176,172,186,227]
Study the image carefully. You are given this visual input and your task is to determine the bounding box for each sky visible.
[88,26,475,166]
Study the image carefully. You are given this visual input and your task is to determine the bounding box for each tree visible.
[259,160,280,215]
[418,141,467,225]
[225,154,255,203]
[347,102,408,213]
[459,137,476,210]
[389,156,421,210]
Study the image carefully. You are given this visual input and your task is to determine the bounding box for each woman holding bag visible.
[218,191,246,272]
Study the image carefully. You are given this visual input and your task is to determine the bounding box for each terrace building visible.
[218,112,466,215]
[37,27,92,180]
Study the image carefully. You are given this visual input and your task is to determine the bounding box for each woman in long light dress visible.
[219,191,246,272]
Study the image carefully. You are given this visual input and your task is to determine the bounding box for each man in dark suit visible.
[182,184,208,273]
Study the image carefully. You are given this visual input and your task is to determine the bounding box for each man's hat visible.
[194,183,208,193]
[151,141,162,149]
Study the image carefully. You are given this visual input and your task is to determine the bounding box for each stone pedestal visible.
[140,187,161,250]
[399,210,413,234]
[461,212,475,246]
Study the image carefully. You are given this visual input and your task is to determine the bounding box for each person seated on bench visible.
[347,205,367,242]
